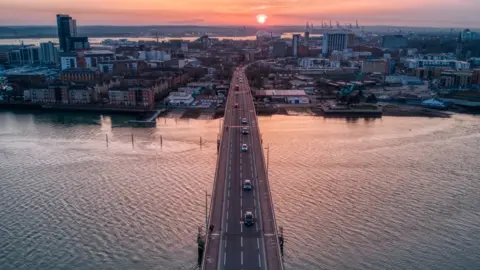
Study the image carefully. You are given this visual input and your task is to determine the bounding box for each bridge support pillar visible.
[279,226,284,258]
[197,226,205,267]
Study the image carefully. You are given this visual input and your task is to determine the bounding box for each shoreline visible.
[0,102,456,119]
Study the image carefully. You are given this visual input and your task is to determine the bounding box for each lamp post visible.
[205,190,211,231]
[265,143,270,175]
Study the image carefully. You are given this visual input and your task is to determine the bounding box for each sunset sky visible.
[0,0,478,27]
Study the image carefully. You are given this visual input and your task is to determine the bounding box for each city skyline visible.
[1,0,480,27]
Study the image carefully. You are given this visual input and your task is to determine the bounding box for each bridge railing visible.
[246,78,285,270]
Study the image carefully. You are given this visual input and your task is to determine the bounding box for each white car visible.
[241,118,248,125]
[242,127,249,135]
[241,144,248,152]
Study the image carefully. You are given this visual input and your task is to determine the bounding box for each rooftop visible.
[83,50,115,56]
[256,90,307,96]
[3,67,58,77]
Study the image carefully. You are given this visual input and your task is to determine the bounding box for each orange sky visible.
[0,0,479,27]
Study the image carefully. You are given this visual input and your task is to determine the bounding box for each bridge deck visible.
[202,67,283,270]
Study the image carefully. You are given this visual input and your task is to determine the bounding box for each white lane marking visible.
[258,254,262,268]
[224,252,226,265]
[228,190,230,197]
[241,225,243,233]
[241,251,243,265]
[240,198,242,208]
[227,200,229,209]
[257,238,260,249]
[226,223,229,232]
[227,211,229,220]
[241,236,243,247]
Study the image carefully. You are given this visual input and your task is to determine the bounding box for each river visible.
[0,110,479,270]
[0,32,318,46]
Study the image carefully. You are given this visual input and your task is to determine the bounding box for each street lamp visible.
[265,143,270,175]
[205,190,211,231]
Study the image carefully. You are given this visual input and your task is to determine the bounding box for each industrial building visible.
[322,32,355,56]
[255,89,310,104]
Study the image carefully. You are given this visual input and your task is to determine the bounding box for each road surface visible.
[202,67,283,270]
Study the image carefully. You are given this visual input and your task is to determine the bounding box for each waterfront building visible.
[28,87,56,103]
[108,87,155,107]
[165,91,194,106]
[56,14,77,52]
[439,70,473,89]
[255,89,310,104]
[39,42,59,65]
[66,85,94,104]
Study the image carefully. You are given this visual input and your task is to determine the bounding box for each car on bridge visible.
[241,144,248,152]
[243,179,252,191]
[241,118,248,124]
[244,211,255,227]
[242,127,249,134]
[234,103,239,108]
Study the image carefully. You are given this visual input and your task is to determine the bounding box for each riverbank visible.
[0,101,455,119]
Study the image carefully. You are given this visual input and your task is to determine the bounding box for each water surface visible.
[0,111,479,269]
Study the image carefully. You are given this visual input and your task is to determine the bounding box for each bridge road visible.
[202,67,283,270]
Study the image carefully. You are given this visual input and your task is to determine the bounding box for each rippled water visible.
[1,111,479,270]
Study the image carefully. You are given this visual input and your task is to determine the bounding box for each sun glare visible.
[256,14,267,24]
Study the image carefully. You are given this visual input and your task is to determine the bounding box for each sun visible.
[256,14,268,24]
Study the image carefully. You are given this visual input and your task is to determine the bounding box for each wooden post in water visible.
[131,133,134,149]
[160,135,163,150]
[106,134,109,148]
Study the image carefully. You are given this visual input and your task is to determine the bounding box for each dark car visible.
[242,127,249,135]
[244,211,255,226]
[243,179,252,191]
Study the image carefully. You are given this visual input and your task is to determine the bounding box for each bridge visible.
[201,66,284,270]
